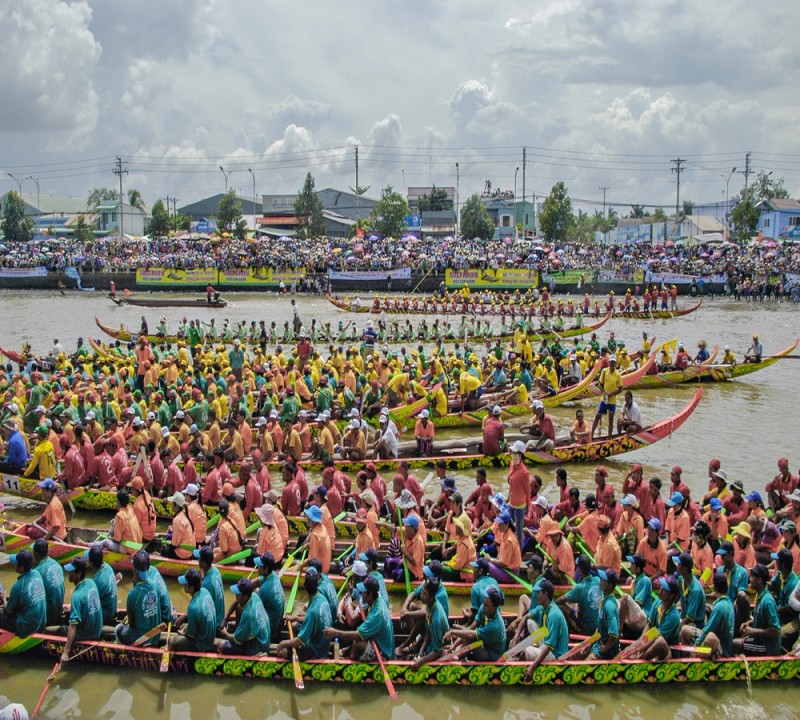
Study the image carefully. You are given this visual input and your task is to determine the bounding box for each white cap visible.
[7,403,18,414]
[491,405,501,415]
[380,407,389,416]
[349,408,360,418]
[352,560,368,577]
[532,400,544,410]
[234,338,240,345]
[147,412,156,421]
[35,405,46,414]
[161,427,170,437]
[175,410,185,419]
[510,440,527,453]
[85,411,95,420]
[269,409,279,419]
[184,483,199,496]
[167,491,186,508]
[349,419,361,430]
[256,417,267,427]
[534,496,549,510]
[299,410,308,418]
[132,417,144,428]
[419,409,429,419]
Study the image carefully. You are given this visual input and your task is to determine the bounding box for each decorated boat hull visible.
[607,301,703,320]
[112,297,227,309]
[1,629,796,688]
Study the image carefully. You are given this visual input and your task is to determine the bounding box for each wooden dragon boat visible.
[1,389,703,526]
[0,346,56,372]
[608,300,703,320]
[623,345,719,390]
[0,523,531,598]
[697,339,799,382]
[1,628,796,688]
[111,296,228,309]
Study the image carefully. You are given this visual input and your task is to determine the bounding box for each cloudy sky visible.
[2,0,799,216]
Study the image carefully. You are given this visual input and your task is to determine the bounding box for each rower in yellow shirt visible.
[456,368,482,412]
[429,383,449,417]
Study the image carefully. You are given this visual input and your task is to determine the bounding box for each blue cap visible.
[37,478,57,492]
[423,565,436,579]
[666,491,684,507]
[192,549,201,559]
[178,573,190,585]
[745,491,763,504]
[231,578,253,595]
[709,497,723,511]
[304,505,323,524]
[647,518,662,532]
[355,581,368,593]
[402,515,419,529]
[498,510,513,525]
[715,546,729,556]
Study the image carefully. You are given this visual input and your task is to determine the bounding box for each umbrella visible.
[665,240,675,248]
[615,250,623,257]
[577,248,588,255]
[764,252,776,259]
[700,252,710,258]
[711,252,721,259]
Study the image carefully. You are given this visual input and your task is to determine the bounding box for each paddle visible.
[216,548,252,566]
[560,631,600,661]
[159,621,172,673]
[206,513,221,531]
[132,622,168,647]
[500,626,547,662]
[616,626,660,660]
[278,546,305,579]
[31,662,61,719]
[287,622,305,690]
[440,639,483,663]
[285,551,307,615]
[535,542,576,587]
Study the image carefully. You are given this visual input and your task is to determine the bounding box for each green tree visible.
[629,204,645,219]
[147,198,171,238]
[1,190,35,243]
[653,207,669,222]
[682,200,694,216]
[87,187,119,211]
[751,171,789,202]
[73,214,94,243]
[459,194,495,240]
[538,181,573,244]
[294,172,326,239]
[729,188,760,243]
[216,190,244,234]
[417,185,453,212]
[127,189,145,211]
[368,185,410,239]
[175,213,191,232]
[571,209,595,243]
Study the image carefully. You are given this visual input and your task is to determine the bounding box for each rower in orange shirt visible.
[595,515,622,574]
[254,503,286,564]
[301,505,332,574]
[664,491,691,556]
[29,478,67,541]
[400,514,426,581]
[488,509,523,583]
[635,518,667,578]
[445,515,477,581]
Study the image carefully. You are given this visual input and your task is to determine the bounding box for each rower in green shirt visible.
[60,556,103,663]
[86,543,118,626]
[398,579,450,669]
[445,585,507,661]
[0,550,47,637]
[172,569,217,652]
[252,552,286,642]
[682,571,734,658]
[590,568,620,659]
[641,575,682,660]
[32,538,65,626]
[524,578,570,681]
[676,553,706,628]
[735,563,782,656]
[195,546,225,630]
[116,551,162,646]
[276,567,331,660]
[219,578,271,655]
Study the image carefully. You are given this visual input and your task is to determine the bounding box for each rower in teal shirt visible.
[591,568,620,659]
[770,549,798,608]
[195,547,225,630]
[86,544,118,626]
[32,540,66,626]
[355,578,395,659]
[220,579,271,655]
[64,561,103,641]
[291,569,332,660]
[716,541,749,601]
[2,551,47,637]
[253,552,286,641]
[676,553,706,626]
[117,552,162,646]
[559,557,601,635]
[472,586,507,661]
[412,562,450,617]
[183,584,217,652]
[741,564,782,656]
[693,572,735,658]
[469,559,500,619]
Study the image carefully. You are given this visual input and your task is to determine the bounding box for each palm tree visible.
[128,189,146,211]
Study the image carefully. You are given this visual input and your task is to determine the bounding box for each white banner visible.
[0,266,47,278]
[645,271,727,286]
[328,268,411,281]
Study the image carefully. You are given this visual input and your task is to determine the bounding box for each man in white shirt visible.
[373,414,399,459]
[617,390,643,434]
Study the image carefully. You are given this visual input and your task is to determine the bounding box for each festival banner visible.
[541,269,593,286]
[328,268,411,282]
[445,267,538,289]
[136,267,218,285]
[0,267,47,278]
[644,271,727,286]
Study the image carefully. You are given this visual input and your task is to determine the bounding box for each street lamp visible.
[719,167,737,233]
[7,172,24,193]
[219,166,232,193]
[514,167,520,242]
[248,168,256,238]
[27,176,40,218]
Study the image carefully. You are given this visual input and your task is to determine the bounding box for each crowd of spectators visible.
[0,233,798,294]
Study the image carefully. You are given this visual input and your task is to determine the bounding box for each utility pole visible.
[743,151,752,195]
[248,168,256,237]
[599,186,610,219]
[455,162,460,238]
[113,156,128,239]
[521,147,527,239]
[671,158,686,219]
[354,145,359,228]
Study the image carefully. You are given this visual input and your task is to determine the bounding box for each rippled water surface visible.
[1,291,798,718]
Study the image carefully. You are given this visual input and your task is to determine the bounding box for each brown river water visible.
[1,290,799,719]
